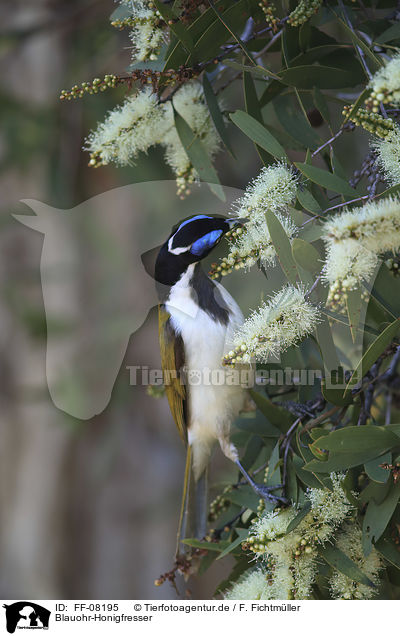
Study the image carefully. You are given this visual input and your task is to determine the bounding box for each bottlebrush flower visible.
[113,0,166,62]
[85,88,169,167]
[210,214,297,278]
[209,164,299,278]
[372,128,400,186]
[232,163,299,225]
[223,285,320,365]
[329,523,383,599]
[368,53,400,109]
[85,82,221,195]
[322,197,400,307]
[162,82,221,197]
[225,569,272,601]
[238,474,353,600]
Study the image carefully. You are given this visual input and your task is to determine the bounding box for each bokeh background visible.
[0,0,262,600]
[0,0,368,600]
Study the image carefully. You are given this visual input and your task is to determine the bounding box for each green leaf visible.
[291,238,321,275]
[364,452,392,484]
[224,60,280,81]
[297,187,322,213]
[229,111,286,159]
[303,448,392,473]
[266,440,281,489]
[346,288,363,344]
[375,536,400,570]
[290,45,350,68]
[202,74,235,156]
[274,95,320,150]
[313,426,400,454]
[249,389,293,433]
[216,530,249,560]
[337,16,384,73]
[153,0,193,53]
[207,0,256,65]
[225,486,260,513]
[345,318,400,394]
[173,108,225,200]
[181,538,241,552]
[295,162,357,196]
[293,454,324,489]
[318,544,375,588]
[286,501,311,534]
[193,0,253,61]
[265,210,299,283]
[362,480,400,556]
[313,87,331,124]
[235,417,281,438]
[259,80,285,108]
[315,317,340,375]
[375,22,400,44]
[279,65,360,89]
[243,71,262,121]
[243,72,271,165]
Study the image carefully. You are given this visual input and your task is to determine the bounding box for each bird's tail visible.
[176,445,208,558]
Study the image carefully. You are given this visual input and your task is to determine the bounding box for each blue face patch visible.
[177,215,212,233]
[190,229,223,256]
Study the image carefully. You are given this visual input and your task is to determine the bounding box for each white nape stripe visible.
[168,235,191,255]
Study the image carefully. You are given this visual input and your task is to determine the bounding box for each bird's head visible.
[155,214,246,286]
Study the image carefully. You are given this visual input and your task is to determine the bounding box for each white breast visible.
[165,265,246,478]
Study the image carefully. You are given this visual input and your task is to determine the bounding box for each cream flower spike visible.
[223,284,320,365]
[322,196,400,308]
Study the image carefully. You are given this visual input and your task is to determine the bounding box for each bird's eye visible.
[190,230,223,256]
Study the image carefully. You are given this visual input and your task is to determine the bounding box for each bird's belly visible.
[166,301,246,476]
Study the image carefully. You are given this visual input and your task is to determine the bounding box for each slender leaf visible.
[365,452,392,484]
[291,238,321,275]
[266,210,299,283]
[318,544,375,587]
[230,111,286,159]
[313,426,400,453]
[249,389,293,433]
[297,187,321,213]
[375,22,400,44]
[295,162,357,196]
[286,501,311,534]
[345,318,400,393]
[362,480,400,556]
[279,65,360,89]
[337,16,384,72]
[202,74,235,156]
[346,288,363,344]
[173,109,225,200]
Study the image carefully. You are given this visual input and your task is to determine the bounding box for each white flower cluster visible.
[329,524,383,600]
[368,53,400,109]
[323,197,400,307]
[219,164,299,274]
[116,0,166,62]
[85,82,220,194]
[227,474,367,600]
[372,128,400,186]
[223,285,320,364]
[224,569,275,601]
[85,88,167,167]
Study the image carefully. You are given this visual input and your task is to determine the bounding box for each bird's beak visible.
[226,217,249,228]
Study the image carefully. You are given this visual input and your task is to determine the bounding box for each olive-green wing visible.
[158,304,187,444]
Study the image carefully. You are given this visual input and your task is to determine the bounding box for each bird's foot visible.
[235,460,288,505]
